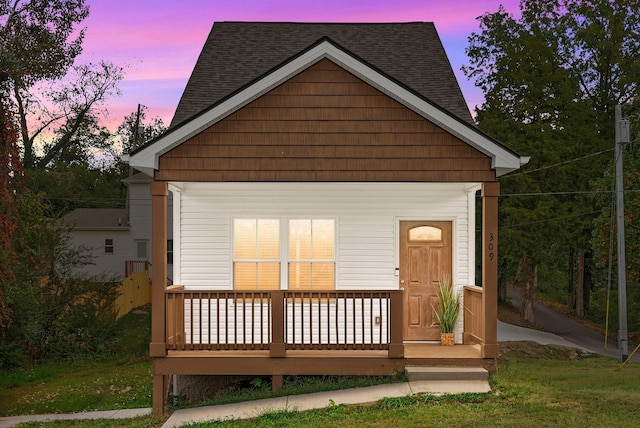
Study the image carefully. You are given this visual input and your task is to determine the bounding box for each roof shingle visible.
[61,208,130,230]
[171,22,473,127]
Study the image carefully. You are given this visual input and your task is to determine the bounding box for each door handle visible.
[400,279,405,284]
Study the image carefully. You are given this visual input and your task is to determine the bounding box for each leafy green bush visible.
[0,216,120,368]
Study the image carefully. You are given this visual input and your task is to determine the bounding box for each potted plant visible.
[433,275,459,346]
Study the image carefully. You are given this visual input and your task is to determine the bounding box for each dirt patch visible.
[496,301,590,364]
[497,341,589,365]
[498,302,543,330]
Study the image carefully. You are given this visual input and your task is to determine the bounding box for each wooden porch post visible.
[150,181,168,414]
[270,290,286,357]
[388,290,404,358]
[481,182,499,358]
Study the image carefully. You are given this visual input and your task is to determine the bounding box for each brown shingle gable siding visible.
[171,22,473,128]
[157,60,493,183]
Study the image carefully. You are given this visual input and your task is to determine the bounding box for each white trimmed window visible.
[233,218,335,290]
[288,219,335,290]
[233,219,281,290]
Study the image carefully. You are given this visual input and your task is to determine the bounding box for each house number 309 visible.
[488,232,495,261]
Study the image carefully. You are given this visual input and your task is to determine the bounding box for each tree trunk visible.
[523,263,537,324]
[517,256,536,324]
[567,247,575,312]
[576,250,585,317]
[498,259,507,303]
[584,251,592,314]
[12,86,34,168]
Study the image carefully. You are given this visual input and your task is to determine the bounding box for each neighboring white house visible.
[61,172,174,280]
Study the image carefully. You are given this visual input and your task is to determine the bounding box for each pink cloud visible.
[76,0,523,129]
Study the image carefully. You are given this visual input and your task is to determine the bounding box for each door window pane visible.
[409,226,442,241]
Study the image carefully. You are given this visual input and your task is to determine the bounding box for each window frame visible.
[167,239,174,265]
[287,219,336,290]
[232,218,282,290]
[104,238,114,254]
[232,217,336,290]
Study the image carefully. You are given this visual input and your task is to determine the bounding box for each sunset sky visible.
[76,0,520,130]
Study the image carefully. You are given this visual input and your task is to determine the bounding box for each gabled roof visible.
[170,22,473,128]
[61,208,130,231]
[128,30,528,178]
[122,171,153,184]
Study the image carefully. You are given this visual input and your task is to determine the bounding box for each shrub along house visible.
[125,22,528,413]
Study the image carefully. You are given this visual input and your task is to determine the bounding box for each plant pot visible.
[440,332,454,346]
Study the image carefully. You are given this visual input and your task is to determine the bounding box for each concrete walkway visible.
[0,322,597,428]
[0,408,151,428]
[497,320,590,350]
[506,286,637,360]
[162,378,492,428]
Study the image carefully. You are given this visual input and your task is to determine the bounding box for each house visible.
[61,173,174,281]
[125,22,528,413]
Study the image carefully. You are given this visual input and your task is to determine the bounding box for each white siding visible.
[130,182,174,279]
[174,182,475,290]
[65,181,175,280]
[65,230,130,279]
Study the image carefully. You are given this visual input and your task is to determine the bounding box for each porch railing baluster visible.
[351,293,356,350]
[379,295,383,349]
[164,289,403,356]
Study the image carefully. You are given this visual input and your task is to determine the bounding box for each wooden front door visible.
[400,221,452,341]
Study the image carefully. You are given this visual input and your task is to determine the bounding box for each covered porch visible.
[148,181,500,413]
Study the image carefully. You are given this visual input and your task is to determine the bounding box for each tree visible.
[0,0,88,84]
[116,104,167,155]
[0,87,21,329]
[1,196,120,366]
[0,0,89,164]
[463,0,640,318]
[25,106,167,217]
[0,0,88,334]
[21,61,123,168]
[591,108,640,333]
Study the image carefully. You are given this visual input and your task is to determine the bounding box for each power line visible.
[497,210,602,230]
[497,189,640,197]
[501,148,615,178]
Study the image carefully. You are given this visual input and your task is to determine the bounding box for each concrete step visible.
[405,366,490,394]
[405,366,488,381]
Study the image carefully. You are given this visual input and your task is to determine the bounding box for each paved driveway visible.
[505,286,638,361]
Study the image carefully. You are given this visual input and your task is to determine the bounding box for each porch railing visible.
[125,260,150,277]
[463,285,484,344]
[165,287,404,357]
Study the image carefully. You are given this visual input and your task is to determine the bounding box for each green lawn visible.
[5,344,640,428]
[0,356,152,416]
[181,352,640,428]
[3,304,639,427]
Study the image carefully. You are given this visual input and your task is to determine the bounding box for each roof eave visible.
[72,226,131,231]
[128,38,526,177]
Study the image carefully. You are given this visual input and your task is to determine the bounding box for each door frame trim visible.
[395,217,457,288]
[397,218,457,342]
